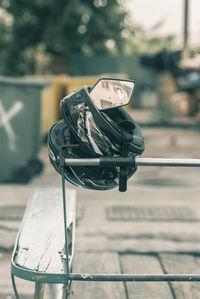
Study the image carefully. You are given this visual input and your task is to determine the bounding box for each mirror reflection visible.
[90,79,135,110]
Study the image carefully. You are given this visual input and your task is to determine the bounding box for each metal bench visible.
[11,187,76,297]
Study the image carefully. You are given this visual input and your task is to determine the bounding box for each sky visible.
[124,0,200,47]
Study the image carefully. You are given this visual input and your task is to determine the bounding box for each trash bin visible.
[41,75,101,138]
[0,76,50,183]
[41,75,65,138]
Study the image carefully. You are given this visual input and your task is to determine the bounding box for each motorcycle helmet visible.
[48,79,144,190]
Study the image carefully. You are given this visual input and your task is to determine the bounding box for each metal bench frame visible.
[11,156,200,299]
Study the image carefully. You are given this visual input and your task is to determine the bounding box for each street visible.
[0,125,200,298]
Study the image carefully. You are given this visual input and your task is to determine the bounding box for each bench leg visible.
[35,282,68,299]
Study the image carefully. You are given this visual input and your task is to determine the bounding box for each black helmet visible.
[48,79,144,190]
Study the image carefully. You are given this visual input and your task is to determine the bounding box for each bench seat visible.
[12,187,76,277]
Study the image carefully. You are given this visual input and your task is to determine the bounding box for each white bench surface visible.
[13,187,76,273]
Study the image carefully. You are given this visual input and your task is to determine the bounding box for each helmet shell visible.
[48,86,144,190]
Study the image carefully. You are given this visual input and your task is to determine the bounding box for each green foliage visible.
[0,0,131,75]
[130,18,176,55]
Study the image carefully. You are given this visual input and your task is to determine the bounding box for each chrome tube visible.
[35,283,67,299]
[65,158,100,166]
[64,157,200,167]
[136,157,200,167]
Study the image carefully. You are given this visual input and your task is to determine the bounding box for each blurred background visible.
[1,1,200,297]
[0,0,200,183]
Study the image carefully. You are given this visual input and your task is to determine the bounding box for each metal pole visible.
[35,283,66,299]
[183,0,189,50]
[61,168,70,299]
[65,158,100,166]
[136,157,200,167]
[69,273,200,282]
[64,157,200,167]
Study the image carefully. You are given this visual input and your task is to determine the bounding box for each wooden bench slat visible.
[13,187,76,274]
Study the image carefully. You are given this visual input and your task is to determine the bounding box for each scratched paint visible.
[34,275,49,280]
[0,100,23,151]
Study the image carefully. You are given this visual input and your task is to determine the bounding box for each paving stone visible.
[0,206,25,221]
[0,253,34,296]
[71,253,125,299]
[106,205,198,221]
[120,254,173,298]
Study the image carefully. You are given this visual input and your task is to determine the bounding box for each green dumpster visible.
[0,76,50,182]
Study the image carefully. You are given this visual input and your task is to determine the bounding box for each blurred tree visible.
[0,0,132,75]
[128,17,177,55]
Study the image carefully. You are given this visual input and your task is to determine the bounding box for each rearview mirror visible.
[89,78,135,110]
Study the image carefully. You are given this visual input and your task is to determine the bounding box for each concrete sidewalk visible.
[0,126,200,298]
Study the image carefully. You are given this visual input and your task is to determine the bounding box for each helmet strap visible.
[59,129,79,169]
[119,131,133,192]
[59,145,67,169]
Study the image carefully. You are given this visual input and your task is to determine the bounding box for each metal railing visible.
[11,156,200,299]
[65,157,200,167]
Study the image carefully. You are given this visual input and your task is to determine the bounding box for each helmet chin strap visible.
[119,131,136,192]
[59,129,79,170]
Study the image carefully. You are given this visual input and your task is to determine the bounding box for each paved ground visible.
[0,123,200,298]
